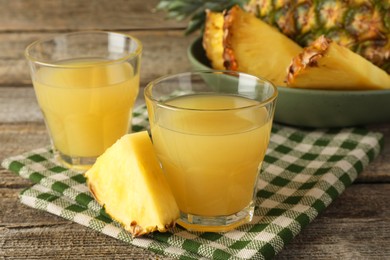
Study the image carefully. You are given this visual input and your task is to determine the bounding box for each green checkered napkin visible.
[2,104,384,260]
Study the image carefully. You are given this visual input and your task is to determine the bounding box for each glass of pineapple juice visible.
[145,71,277,232]
[25,31,142,170]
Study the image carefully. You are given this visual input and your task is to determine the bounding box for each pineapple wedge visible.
[223,5,302,86]
[286,35,390,90]
[203,10,225,70]
[85,131,179,237]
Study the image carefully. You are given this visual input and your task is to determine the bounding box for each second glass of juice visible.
[145,71,278,232]
[25,31,142,170]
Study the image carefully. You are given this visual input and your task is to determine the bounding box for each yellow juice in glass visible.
[33,59,139,160]
[150,94,272,217]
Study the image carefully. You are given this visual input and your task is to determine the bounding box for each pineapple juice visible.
[33,59,139,159]
[150,94,271,217]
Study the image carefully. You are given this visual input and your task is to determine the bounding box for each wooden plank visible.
[1,181,389,259]
[1,224,165,259]
[0,88,41,123]
[0,170,33,189]
[0,0,186,31]
[277,183,390,259]
[0,123,49,159]
[356,124,390,183]
[277,218,390,259]
[0,31,198,86]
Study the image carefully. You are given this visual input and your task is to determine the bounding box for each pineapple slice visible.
[286,35,390,90]
[85,131,179,237]
[223,5,303,86]
[203,10,225,70]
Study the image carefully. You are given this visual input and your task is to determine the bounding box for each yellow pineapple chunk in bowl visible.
[85,131,179,237]
[287,36,390,90]
[223,5,302,87]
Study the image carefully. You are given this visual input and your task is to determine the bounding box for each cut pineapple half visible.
[223,5,302,86]
[286,35,390,90]
[85,131,179,237]
[203,10,225,70]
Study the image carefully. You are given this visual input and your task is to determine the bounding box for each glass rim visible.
[144,70,278,112]
[24,30,143,68]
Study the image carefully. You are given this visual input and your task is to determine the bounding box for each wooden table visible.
[1,1,389,259]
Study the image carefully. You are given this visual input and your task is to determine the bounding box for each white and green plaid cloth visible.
[1,105,384,260]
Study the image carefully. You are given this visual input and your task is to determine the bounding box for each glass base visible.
[176,203,255,232]
[54,151,97,171]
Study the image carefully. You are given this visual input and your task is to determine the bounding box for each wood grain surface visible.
[1,0,389,259]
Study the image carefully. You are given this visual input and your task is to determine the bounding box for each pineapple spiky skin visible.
[85,131,179,237]
[203,10,225,70]
[223,5,302,86]
[286,35,390,90]
[247,0,390,73]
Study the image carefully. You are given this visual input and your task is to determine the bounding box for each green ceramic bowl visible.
[187,38,390,128]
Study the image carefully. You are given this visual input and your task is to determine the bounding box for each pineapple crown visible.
[157,0,247,34]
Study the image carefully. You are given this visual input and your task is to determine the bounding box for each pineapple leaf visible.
[157,0,247,35]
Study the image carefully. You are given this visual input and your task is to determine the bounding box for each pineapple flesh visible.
[223,5,303,86]
[85,131,180,237]
[286,35,390,90]
[203,10,225,70]
[246,0,390,73]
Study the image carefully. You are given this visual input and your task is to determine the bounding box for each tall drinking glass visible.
[145,71,277,232]
[25,31,142,170]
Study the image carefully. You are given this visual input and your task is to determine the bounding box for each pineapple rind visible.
[85,131,179,237]
[203,10,225,70]
[286,35,390,89]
